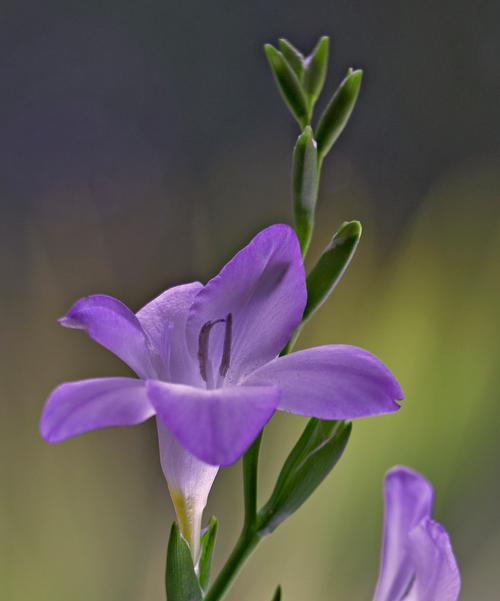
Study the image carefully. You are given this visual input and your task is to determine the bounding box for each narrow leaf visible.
[270,585,282,601]
[292,126,319,256]
[264,44,310,128]
[278,38,305,81]
[303,36,329,106]
[303,220,362,323]
[258,421,352,534]
[166,523,202,601]
[316,69,363,161]
[198,517,219,593]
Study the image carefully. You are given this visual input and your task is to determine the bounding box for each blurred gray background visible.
[1,1,499,600]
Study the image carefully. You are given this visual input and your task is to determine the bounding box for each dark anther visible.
[197,318,225,383]
[197,314,234,384]
[219,313,233,378]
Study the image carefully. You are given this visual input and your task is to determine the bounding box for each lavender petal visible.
[372,467,434,601]
[245,345,403,419]
[137,282,203,385]
[40,377,154,443]
[147,381,280,466]
[60,294,156,379]
[405,517,461,601]
[186,224,306,384]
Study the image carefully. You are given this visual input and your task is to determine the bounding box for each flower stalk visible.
[204,430,264,601]
[201,35,369,601]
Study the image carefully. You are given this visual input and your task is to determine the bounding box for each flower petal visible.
[137,282,203,385]
[156,419,218,560]
[60,295,156,379]
[244,345,403,419]
[372,467,434,601]
[40,378,154,443]
[147,381,280,466]
[186,224,306,384]
[404,518,461,601]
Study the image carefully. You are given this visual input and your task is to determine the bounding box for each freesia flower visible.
[40,224,402,557]
[373,466,461,601]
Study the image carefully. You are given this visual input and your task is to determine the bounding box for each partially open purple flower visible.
[373,466,461,601]
[40,224,402,555]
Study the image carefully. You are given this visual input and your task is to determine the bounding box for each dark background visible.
[1,2,499,600]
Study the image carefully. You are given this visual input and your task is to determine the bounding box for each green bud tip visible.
[264,44,279,59]
[278,38,305,67]
[331,220,362,246]
[349,68,363,83]
[314,35,330,57]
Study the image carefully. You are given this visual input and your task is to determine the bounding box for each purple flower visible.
[40,224,402,555]
[373,466,461,601]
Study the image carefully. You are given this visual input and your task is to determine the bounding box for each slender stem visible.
[281,329,300,356]
[203,431,264,601]
[242,432,263,532]
[204,529,260,601]
[284,164,322,356]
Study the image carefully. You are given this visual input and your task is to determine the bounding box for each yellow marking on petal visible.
[170,488,192,541]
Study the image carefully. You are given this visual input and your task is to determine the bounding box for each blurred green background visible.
[1,1,499,600]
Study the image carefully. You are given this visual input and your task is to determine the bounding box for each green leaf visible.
[278,38,305,81]
[316,69,363,161]
[257,420,352,534]
[303,36,329,106]
[198,517,219,593]
[270,585,282,601]
[264,44,310,128]
[292,126,319,256]
[166,523,202,601]
[303,220,362,323]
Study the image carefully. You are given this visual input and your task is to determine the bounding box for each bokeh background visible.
[1,1,499,599]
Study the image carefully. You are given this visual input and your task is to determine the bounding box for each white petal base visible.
[156,419,218,560]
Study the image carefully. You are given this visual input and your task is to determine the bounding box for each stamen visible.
[197,314,234,387]
[197,318,225,384]
[219,313,233,378]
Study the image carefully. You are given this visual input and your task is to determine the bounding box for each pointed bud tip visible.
[348,68,363,82]
[310,35,329,55]
[278,37,301,49]
[272,585,282,601]
[264,43,278,56]
[335,220,362,240]
[206,515,219,532]
[278,37,297,50]
[170,521,180,537]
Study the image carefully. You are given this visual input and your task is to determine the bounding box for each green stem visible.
[204,529,260,601]
[242,433,263,531]
[204,435,263,601]
[281,329,300,356]
[284,164,323,356]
